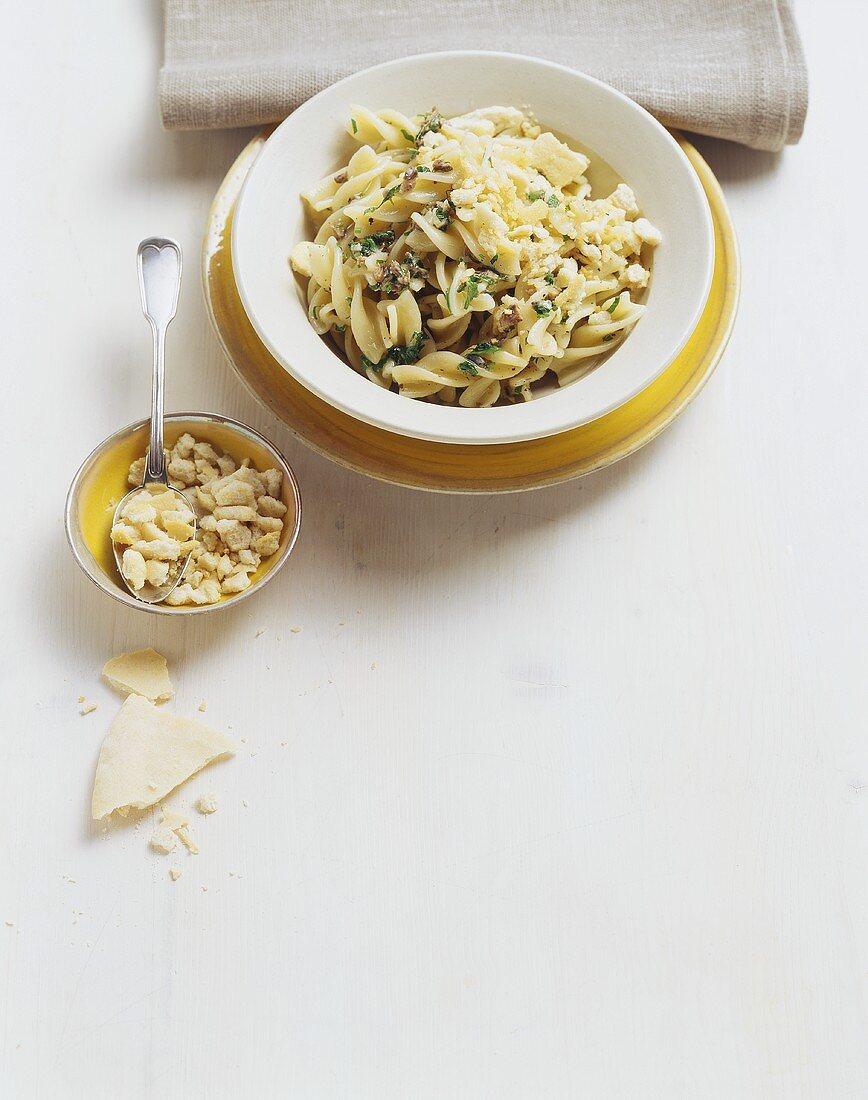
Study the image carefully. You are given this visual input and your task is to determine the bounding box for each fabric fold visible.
[159,0,808,152]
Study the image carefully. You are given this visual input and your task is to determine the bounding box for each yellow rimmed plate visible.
[203,129,739,493]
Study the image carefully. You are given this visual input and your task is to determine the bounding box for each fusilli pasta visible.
[290,106,661,407]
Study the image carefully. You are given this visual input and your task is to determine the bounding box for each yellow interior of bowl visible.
[77,419,295,605]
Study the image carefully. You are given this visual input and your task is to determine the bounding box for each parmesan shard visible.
[156,808,199,854]
[530,131,589,188]
[150,826,177,855]
[161,808,188,831]
[102,648,174,703]
[91,695,235,820]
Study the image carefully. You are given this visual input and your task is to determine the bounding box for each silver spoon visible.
[112,238,196,604]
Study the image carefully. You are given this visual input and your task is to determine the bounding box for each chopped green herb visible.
[458,359,479,377]
[416,165,431,173]
[351,118,358,134]
[462,271,500,311]
[544,273,555,285]
[311,306,318,319]
[365,184,401,214]
[372,253,428,295]
[490,254,499,265]
[546,194,560,208]
[526,189,545,202]
[432,200,454,228]
[362,331,426,372]
[468,341,500,354]
[463,275,482,310]
[334,323,346,333]
[414,109,442,146]
[533,300,554,316]
[348,229,396,258]
[389,331,426,365]
[401,129,415,142]
[602,333,615,342]
[606,295,621,314]
[514,384,524,394]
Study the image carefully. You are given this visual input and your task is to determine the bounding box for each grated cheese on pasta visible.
[290,106,661,407]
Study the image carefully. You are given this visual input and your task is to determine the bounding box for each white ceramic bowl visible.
[233,52,714,446]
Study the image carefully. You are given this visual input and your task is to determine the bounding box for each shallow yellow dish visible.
[203,129,738,493]
[66,414,302,614]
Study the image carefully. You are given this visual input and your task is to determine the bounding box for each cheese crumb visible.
[195,794,218,815]
[169,867,182,881]
[158,808,200,855]
[102,648,174,703]
[149,826,177,855]
[120,434,288,607]
[290,626,301,634]
[79,701,98,716]
[176,827,199,855]
[198,701,207,712]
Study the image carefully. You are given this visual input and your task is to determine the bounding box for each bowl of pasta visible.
[231,52,714,446]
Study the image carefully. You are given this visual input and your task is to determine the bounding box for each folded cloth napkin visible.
[159,0,807,152]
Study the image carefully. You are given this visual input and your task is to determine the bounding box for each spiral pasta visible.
[290,106,662,406]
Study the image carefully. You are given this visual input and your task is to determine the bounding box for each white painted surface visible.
[1,2,866,1096]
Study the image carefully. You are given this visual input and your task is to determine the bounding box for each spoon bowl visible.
[111,481,197,605]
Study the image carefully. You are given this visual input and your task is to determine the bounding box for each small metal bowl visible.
[65,412,301,615]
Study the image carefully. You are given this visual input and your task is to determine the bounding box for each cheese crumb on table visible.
[290,626,301,634]
[91,695,235,820]
[160,808,199,854]
[150,807,201,855]
[169,867,182,881]
[197,701,207,712]
[122,434,288,607]
[149,826,177,855]
[79,701,98,716]
[102,648,174,703]
[195,794,218,815]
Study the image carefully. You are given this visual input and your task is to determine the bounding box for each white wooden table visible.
[2,3,866,1096]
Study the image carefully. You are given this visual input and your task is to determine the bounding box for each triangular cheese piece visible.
[102,648,174,703]
[91,695,235,819]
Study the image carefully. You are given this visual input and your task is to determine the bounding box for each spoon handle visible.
[137,238,182,483]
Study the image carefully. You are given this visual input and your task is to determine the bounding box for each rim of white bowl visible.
[233,51,715,446]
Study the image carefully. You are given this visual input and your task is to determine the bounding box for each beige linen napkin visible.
[159,0,807,152]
